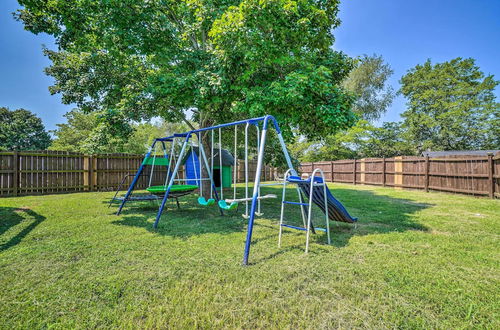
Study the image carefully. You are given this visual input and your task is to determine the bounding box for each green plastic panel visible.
[213,165,232,188]
[142,157,169,166]
[146,185,198,194]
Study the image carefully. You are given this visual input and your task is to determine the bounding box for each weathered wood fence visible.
[0,151,277,197]
[2,151,499,198]
[299,154,500,199]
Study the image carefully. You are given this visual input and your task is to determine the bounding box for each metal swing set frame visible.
[116,115,303,265]
[116,115,357,265]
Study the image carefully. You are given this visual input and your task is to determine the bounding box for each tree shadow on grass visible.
[110,186,432,249]
[0,207,46,252]
[299,187,431,248]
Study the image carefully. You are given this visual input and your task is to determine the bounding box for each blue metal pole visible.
[242,116,271,265]
[116,140,157,215]
[155,116,272,142]
[241,115,300,265]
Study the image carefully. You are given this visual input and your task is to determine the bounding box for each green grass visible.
[1,184,499,328]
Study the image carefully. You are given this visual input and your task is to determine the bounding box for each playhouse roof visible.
[181,146,235,166]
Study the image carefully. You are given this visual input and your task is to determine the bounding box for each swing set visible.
[115,115,357,265]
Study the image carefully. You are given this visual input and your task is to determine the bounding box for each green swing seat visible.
[218,200,239,211]
[198,197,215,206]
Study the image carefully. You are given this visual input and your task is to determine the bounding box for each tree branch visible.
[170,107,197,131]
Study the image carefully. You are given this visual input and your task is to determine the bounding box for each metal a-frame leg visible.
[117,141,156,215]
[153,137,190,229]
[243,116,296,265]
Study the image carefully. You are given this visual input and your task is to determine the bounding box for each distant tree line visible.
[290,56,499,162]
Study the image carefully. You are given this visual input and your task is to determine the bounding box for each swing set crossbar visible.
[155,116,281,142]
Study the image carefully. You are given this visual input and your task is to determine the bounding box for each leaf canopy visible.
[16,0,357,140]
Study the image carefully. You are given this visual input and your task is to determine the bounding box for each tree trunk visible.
[197,117,215,200]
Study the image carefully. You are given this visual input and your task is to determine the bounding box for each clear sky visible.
[1,0,499,131]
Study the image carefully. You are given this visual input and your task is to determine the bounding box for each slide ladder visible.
[279,169,357,253]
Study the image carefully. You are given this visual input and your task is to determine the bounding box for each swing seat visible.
[218,200,239,211]
[198,197,215,206]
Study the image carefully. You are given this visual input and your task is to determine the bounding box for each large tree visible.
[342,54,395,122]
[16,0,357,141]
[0,107,51,151]
[400,58,499,151]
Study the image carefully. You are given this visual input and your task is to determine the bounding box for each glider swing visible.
[211,124,275,211]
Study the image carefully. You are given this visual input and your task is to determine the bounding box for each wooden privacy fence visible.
[234,159,277,184]
[0,150,176,197]
[299,154,500,199]
[0,151,278,197]
[2,150,499,199]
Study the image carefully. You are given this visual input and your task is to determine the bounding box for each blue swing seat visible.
[218,200,238,210]
[198,196,215,206]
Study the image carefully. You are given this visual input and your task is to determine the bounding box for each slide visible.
[288,176,358,224]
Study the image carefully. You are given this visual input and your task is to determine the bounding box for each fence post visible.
[13,151,19,196]
[488,153,494,198]
[360,158,366,184]
[353,159,356,185]
[241,159,243,183]
[424,155,430,192]
[382,158,386,187]
[90,155,96,191]
[394,156,403,189]
[330,161,334,182]
[83,155,90,191]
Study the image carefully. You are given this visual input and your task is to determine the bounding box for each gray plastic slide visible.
[288,176,358,223]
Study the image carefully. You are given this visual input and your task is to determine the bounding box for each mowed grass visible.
[0,183,499,328]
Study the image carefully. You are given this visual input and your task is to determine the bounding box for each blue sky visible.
[1,0,499,131]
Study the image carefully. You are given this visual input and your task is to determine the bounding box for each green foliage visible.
[293,120,369,161]
[400,58,499,151]
[359,122,416,158]
[292,120,415,162]
[342,54,395,122]
[16,0,357,139]
[293,57,499,162]
[50,109,188,154]
[0,107,51,151]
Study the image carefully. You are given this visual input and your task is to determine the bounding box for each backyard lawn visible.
[1,183,499,328]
